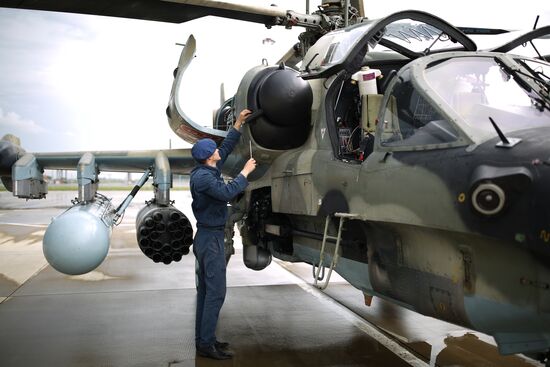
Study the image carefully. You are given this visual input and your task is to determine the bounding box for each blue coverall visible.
[190,128,248,349]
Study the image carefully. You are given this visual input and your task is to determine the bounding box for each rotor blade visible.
[1,0,287,25]
[1,0,206,23]
[162,0,287,22]
[167,34,228,144]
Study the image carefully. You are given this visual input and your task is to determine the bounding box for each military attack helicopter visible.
[1,0,550,363]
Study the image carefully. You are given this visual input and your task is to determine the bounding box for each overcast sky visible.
[0,0,548,153]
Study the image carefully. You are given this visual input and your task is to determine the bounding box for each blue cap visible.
[191,138,217,161]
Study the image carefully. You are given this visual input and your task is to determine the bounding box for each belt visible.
[197,224,225,231]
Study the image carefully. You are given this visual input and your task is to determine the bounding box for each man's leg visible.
[198,232,227,348]
[193,231,207,347]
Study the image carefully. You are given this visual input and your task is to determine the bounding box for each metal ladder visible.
[313,212,358,290]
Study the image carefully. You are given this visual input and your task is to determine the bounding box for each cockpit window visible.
[424,57,550,137]
[300,11,476,79]
[319,25,372,67]
[380,70,459,148]
[314,19,457,69]
[378,21,457,54]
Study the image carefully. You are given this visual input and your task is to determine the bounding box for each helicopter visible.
[1,0,550,363]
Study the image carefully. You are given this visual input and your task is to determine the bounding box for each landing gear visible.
[223,224,235,265]
[224,196,247,265]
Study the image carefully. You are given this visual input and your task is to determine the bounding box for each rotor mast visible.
[281,0,365,58]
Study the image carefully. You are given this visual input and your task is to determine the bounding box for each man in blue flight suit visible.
[190,109,256,360]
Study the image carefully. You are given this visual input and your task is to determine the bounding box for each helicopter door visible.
[300,10,477,80]
[490,25,550,60]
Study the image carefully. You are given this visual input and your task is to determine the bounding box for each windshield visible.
[319,24,372,67]
[424,56,550,136]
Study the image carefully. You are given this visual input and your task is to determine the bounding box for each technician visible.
[190,109,256,360]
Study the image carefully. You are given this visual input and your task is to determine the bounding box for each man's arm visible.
[196,171,248,202]
[195,159,256,202]
[232,109,251,131]
[217,109,251,165]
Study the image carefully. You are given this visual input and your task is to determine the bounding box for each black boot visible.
[196,344,232,360]
[215,340,230,350]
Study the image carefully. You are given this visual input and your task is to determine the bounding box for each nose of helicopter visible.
[464,126,550,255]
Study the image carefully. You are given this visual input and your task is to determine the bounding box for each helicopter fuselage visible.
[210,24,550,355]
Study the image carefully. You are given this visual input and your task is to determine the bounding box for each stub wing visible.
[0,134,196,196]
[31,148,196,175]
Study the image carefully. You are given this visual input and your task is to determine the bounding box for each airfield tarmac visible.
[0,190,544,367]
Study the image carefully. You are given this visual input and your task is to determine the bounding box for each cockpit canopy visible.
[300,10,476,79]
[377,53,550,151]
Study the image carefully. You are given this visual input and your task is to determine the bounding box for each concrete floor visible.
[0,191,544,367]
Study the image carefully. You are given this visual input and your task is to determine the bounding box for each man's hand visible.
[234,109,252,130]
[240,158,257,177]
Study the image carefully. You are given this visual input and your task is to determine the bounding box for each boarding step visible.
[313,212,359,290]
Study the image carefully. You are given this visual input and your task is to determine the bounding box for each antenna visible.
[533,15,540,30]
[529,16,543,59]
[219,83,226,105]
[489,117,509,145]
[489,117,521,148]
